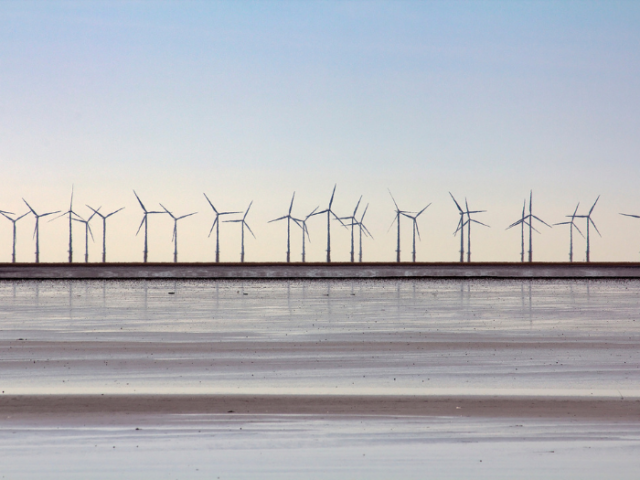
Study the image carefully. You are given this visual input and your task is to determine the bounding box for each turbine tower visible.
[554,203,583,262]
[225,201,255,263]
[575,196,601,262]
[449,193,466,263]
[53,186,82,263]
[269,192,300,263]
[1,210,29,263]
[133,191,162,263]
[87,205,125,263]
[293,207,318,263]
[204,193,240,263]
[339,196,362,263]
[461,198,489,263]
[160,204,197,263]
[72,209,100,263]
[401,203,431,263]
[388,190,412,263]
[312,185,344,263]
[23,199,60,263]
[507,200,529,262]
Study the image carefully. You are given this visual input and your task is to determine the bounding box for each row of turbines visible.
[0,186,634,264]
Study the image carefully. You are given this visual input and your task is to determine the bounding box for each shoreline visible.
[2,262,640,279]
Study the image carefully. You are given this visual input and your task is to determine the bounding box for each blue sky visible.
[1,1,640,262]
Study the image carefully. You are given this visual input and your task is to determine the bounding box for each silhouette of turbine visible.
[449,193,466,262]
[574,196,601,262]
[204,193,240,263]
[161,204,197,263]
[269,192,300,263]
[133,191,162,263]
[555,203,583,262]
[340,196,362,263]
[52,186,82,263]
[388,191,413,263]
[87,205,125,263]
[453,197,488,263]
[72,209,100,263]
[225,201,255,263]
[293,207,318,263]
[312,185,344,263]
[507,192,551,262]
[1,210,28,263]
[22,199,60,263]
[401,203,431,263]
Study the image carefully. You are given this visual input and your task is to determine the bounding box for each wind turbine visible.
[312,185,344,263]
[203,193,240,263]
[340,196,362,263]
[401,203,431,263]
[449,193,466,263]
[1,210,28,263]
[52,186,82,263]
[225,201,255,263]
[388,190,413,263]
[22,199,60,263]
[293,207,318,263]
[269,192,300,263]
[461,198,489,263]
[72,209,100,263]
[133,191,162,263]
[506,192,551,262]
[356,204,373,263]
[160,204,197,263]
[575,196,601,262]
[554,203,583,262]
[620,211,640,257]
[87,205,125,263]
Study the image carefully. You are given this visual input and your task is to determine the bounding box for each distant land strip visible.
[1,262,640,279]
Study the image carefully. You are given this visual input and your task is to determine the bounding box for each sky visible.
[1,0,640,263]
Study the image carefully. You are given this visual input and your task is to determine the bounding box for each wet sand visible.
[2,394,639,420]
[1,278,639,478]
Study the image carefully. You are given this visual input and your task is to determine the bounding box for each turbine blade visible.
[589,195,600,215]
[620,213,640,219]
[244,201,253,220]
[416,203,431,218]
[531,215,552,228]
[449,192,463,213]
[353,195,362,216]
[245,222,256,239]
[471,219,490,228]
[207,217,218,237]
[572,202,580,218]
[160,203,175,218]
[22,198,36,215]
[388,189,399,211]
[360,204,369,222]
[331,210,345,225]
[328,185,337,209]
[306,207,319,219]
[135,216,146,235]
[289,192,295,215]
[590,218,602,237]
[269,216,288,223]
[133,190,147,212]
[105,207,125,218]
[203,193,218,214]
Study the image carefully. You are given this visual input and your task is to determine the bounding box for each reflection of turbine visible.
[388,191,412,263]
[620,211,640,257]
[52,186,82,263]
[574,196,601,262]
[402,203,431,263]
[161,204,197,263]
[134,191,162,263]
[269,193,300,263]
[312,185,344,263]
[1,210,28,263]
[507,192,551,262]
[87,205,125,263]
[555,203,583,262]
[340,196,362,263]
[72,209,100,263]
[23,199,60,263]
[293,207,318,263]
[225,202,255,263]
[203,193,240,263]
